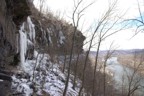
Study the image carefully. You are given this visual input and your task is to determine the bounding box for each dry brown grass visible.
[117,54,134,66]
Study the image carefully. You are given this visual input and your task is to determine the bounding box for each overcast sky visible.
[34,0,144,50]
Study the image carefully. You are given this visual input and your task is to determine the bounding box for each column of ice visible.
[19,16,36,69]
[27,16,35,42]
[19,23,27,69]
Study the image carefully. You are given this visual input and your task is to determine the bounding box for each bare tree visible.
[75,0,126,95]
[122,2,144,95]
[125,52,144,96]
[125,0,144,37]
[63,0,93,95]
[72,49,80,90]
[62,51,67,73]
[102,43,116,96]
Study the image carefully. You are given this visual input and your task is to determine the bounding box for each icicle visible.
[19,23,27,69]
[27,16,35,42]
[47,28,52,44]
[59,31,65,44]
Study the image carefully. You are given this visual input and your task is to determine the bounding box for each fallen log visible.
[0,69,13,75]
[0,73,12,81]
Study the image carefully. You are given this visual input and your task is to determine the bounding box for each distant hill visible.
[90,49,144,56]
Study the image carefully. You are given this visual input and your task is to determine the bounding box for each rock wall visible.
[0,0,85,68]
[0,0,31,68]
[31,9,86,55]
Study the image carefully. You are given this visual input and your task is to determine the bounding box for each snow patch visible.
[12,75,33,96]
[12,53,81,96]
[0,79,3,82]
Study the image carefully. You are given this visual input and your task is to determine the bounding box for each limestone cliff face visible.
[0,0,85,68]
[0,0,31,68]
[31,14,86,55]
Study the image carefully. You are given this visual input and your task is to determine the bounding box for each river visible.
[89,54,144,96]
